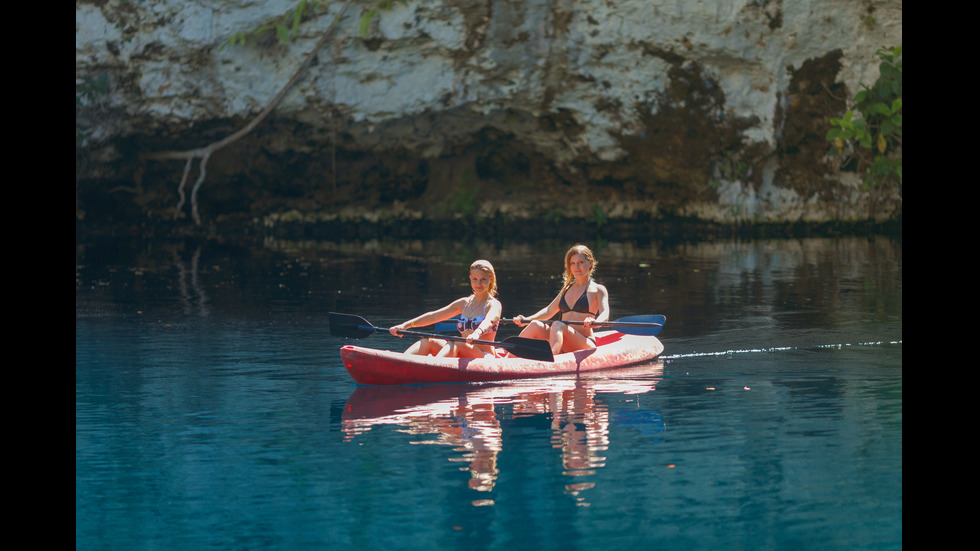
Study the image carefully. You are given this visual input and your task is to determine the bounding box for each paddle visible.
[435,314,666,337]
[328,312,555,362]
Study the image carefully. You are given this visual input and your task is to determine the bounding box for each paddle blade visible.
[329,312,379,339]
[604,315,666,336]
[500,337,554,362]
[434,320,458,333]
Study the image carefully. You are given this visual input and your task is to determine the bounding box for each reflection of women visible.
[341,375,663,505]
[512,244,609,355]
[451,402,502,493]
[389,260,502,358]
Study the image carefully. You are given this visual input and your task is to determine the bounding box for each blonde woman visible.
[512,244,609,355]
[389,260,502,358]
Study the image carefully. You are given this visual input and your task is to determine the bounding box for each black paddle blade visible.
[500,337,554,362]
[329,312,379,339]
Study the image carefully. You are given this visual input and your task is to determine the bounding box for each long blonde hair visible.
[561,244,597,290]
[470,259,498,297]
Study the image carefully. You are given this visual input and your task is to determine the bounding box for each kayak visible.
[340,330,664,385]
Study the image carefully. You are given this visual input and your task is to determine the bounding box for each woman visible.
[512,244,609,355]
[389,259,502,358]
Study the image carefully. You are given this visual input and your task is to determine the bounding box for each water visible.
[76,236,901,550]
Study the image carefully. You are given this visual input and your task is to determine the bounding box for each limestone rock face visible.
[76,0,902,224]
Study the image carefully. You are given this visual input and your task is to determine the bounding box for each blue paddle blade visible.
[604,315,666,336]
[434,320,458,332]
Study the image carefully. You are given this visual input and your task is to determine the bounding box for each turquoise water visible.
[76,237,901,550]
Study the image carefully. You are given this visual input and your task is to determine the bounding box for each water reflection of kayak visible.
[341,360,664,443]
[342,360,664,423]
[340,331,664,385]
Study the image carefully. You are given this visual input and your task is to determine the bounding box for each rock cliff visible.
[75,0,902,231]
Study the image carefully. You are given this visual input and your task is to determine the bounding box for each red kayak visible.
[340,330,664,385]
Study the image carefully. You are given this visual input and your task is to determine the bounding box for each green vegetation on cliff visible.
[826,45,902,218]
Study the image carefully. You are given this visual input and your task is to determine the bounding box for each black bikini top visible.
[558,284,596,317]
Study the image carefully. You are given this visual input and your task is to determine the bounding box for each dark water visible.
[76,236,901,550]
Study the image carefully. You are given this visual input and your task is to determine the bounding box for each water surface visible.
[76,236,901,550]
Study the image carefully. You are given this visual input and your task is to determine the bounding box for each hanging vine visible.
[142,0,358,224]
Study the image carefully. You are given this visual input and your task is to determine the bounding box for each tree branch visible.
[143,0,356,224]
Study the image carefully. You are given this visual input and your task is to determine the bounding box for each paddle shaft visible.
[379,325,514,349]
[328,312,555,361]
[533,319,663,328]
[435,315,664,332]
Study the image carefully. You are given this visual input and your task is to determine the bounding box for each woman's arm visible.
[513,294,561,327]
[389,298,466,336]
[593,284,610,323]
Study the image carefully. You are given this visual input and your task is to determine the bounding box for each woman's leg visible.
[436,341,459,357]
[548,322,567,354]
[549,323,595,354]
[405,337,447,355]
[437,339,493,358]
[518,320,550,340]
